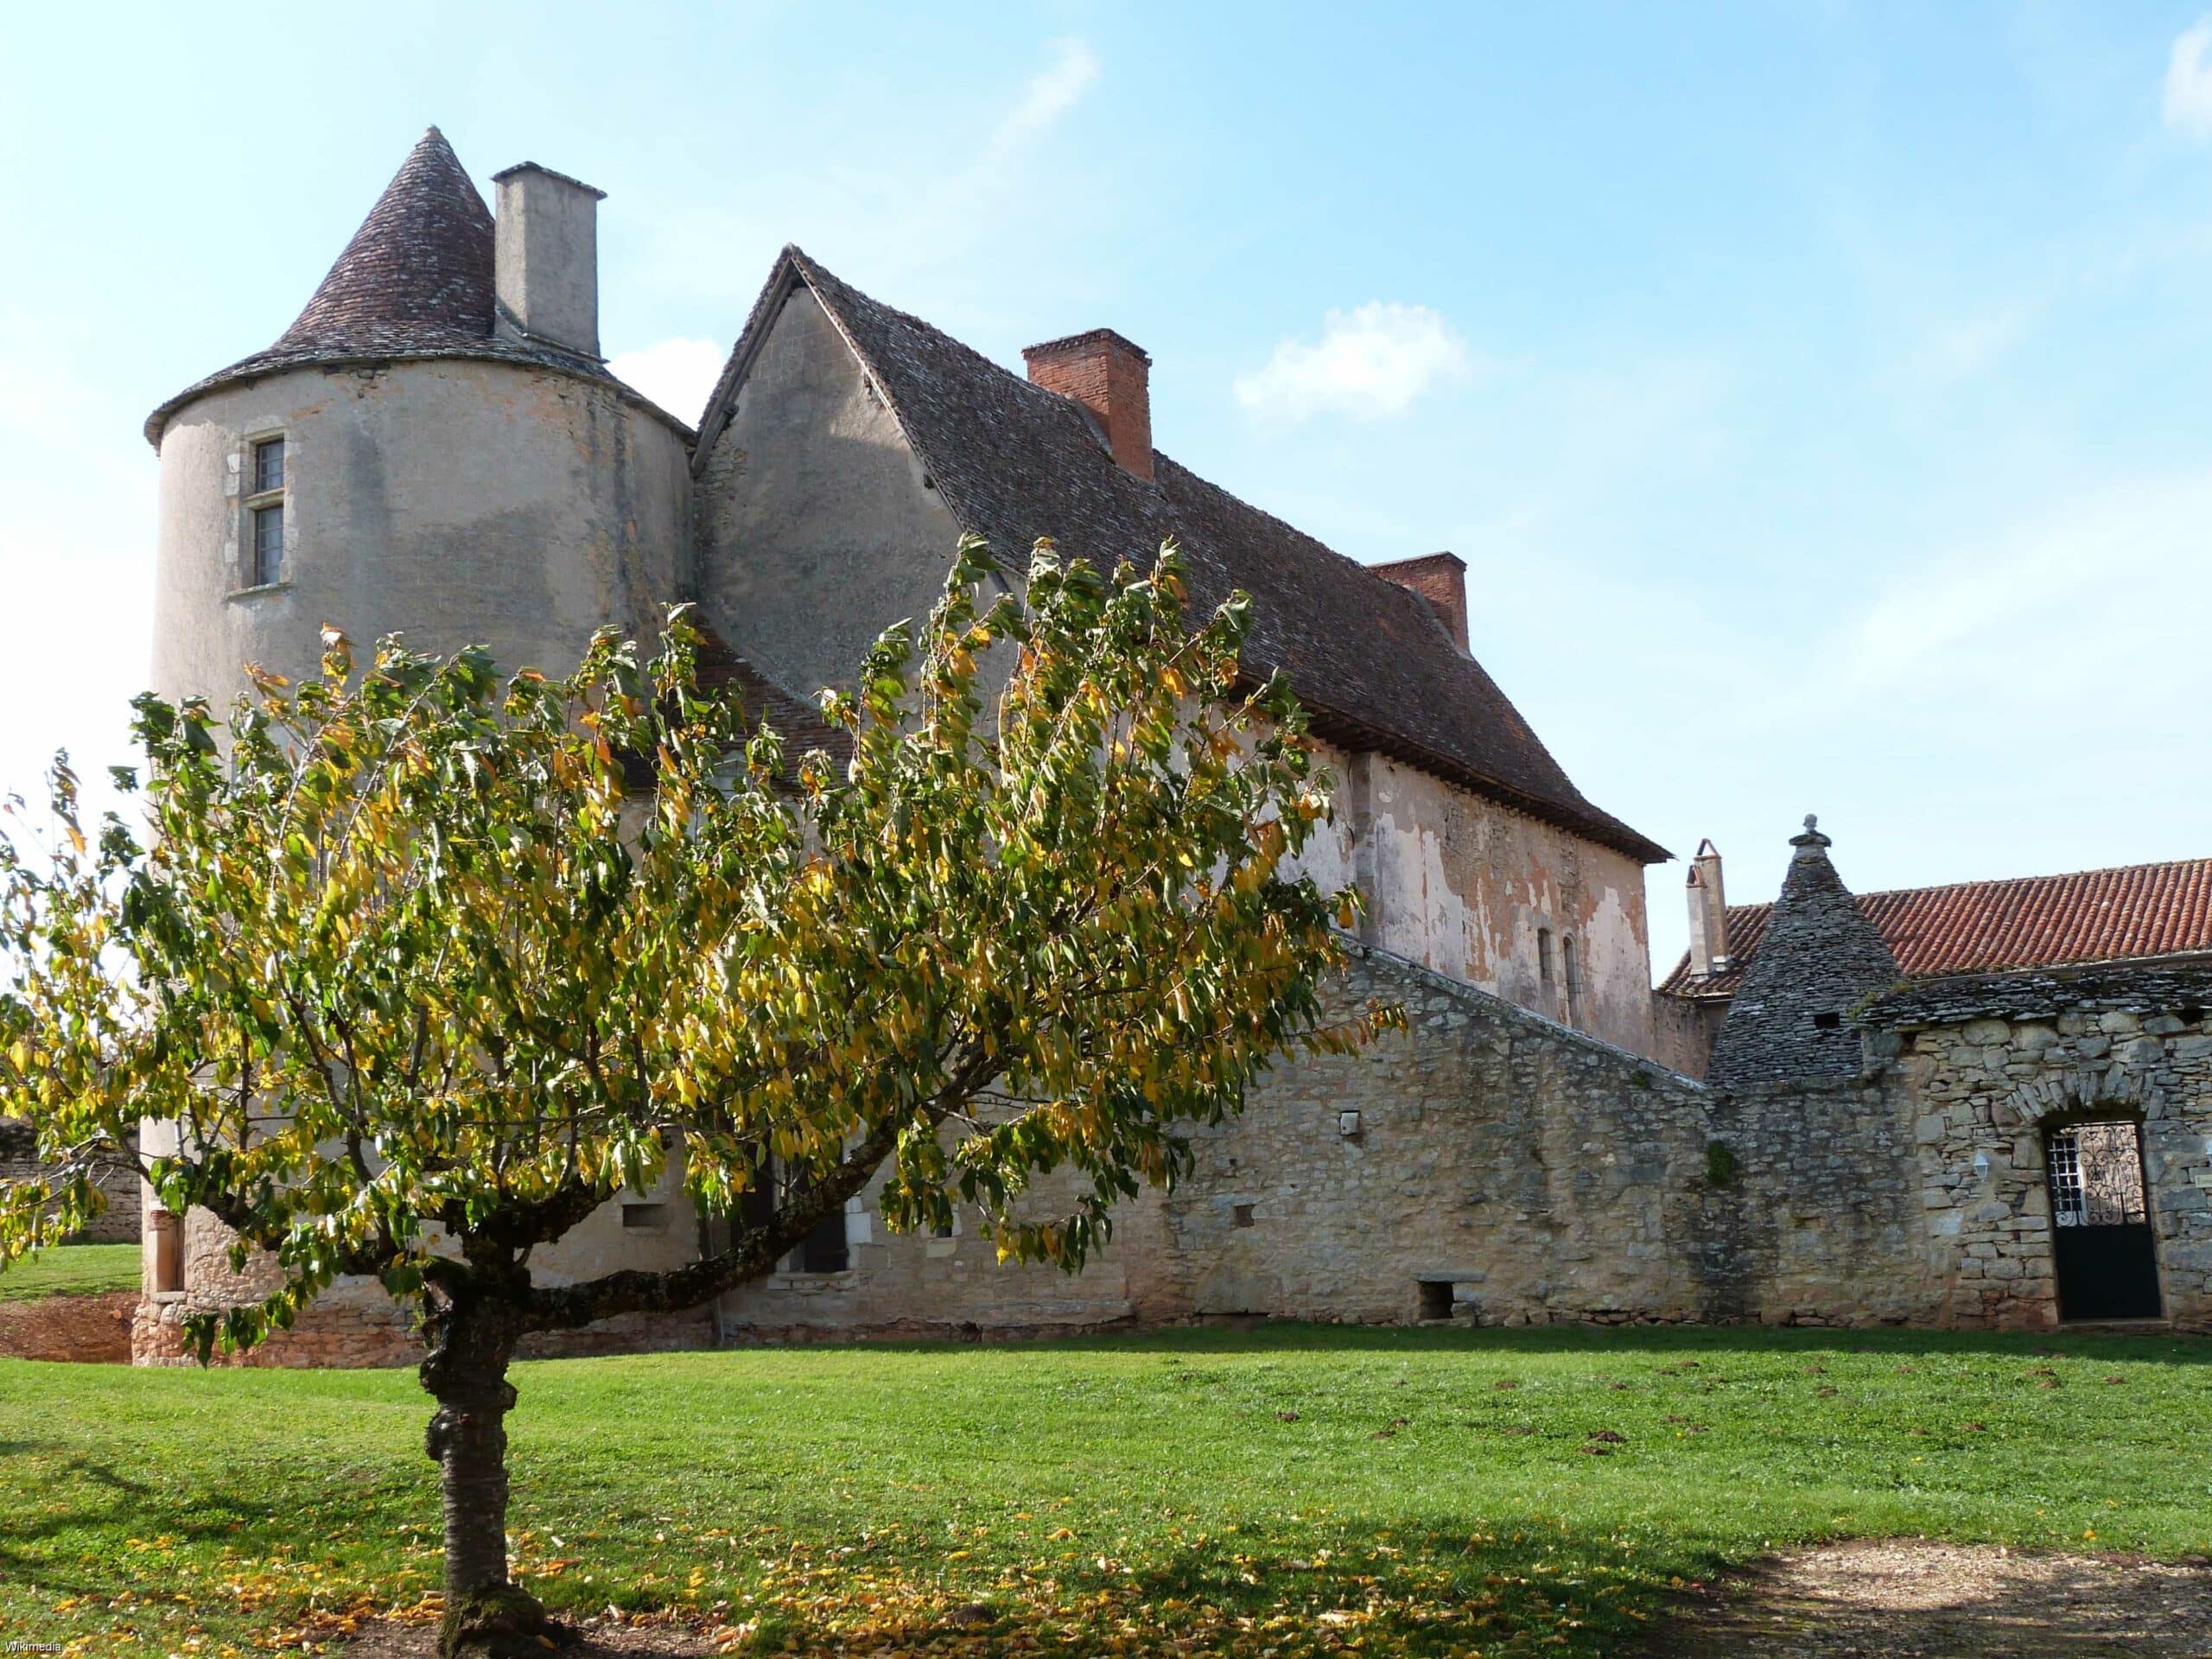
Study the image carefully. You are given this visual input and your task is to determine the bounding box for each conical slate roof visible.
[1706,817,1902,1088]
[274,127,498,356]
[145,130,684,446]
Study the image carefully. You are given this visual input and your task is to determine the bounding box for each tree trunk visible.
[422,1298,568,1657]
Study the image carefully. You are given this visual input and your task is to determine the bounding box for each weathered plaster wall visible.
[695,286,969,702]
[1869,963,2212,1332]
[152,359,690,707]
[1287,745,1656,1055]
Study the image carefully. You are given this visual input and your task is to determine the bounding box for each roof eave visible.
[145,346,697,450]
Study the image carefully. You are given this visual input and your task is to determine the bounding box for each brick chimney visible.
[1372,552,1469,651]
[491,161,607,360]
[1022,328,1153,480]
[1687,837,1730,977]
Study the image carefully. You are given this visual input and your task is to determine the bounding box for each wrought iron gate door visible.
[2046,1121,2162,1320]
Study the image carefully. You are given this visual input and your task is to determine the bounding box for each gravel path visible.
[1652,1541,2212,1657]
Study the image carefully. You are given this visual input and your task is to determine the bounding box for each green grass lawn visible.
[2,1324,2206,1657]
[0,1241,139,1302]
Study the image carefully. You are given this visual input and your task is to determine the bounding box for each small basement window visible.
[620,1202,670,1230]
[1813,1011,1841,1030]
[1232,1203,1256,1229]
[1417,1280,1454,1320]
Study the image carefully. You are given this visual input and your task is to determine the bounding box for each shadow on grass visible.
[0,1444,389,1600]
[677,1319,2212,1368]
[545,1522,1692,1659]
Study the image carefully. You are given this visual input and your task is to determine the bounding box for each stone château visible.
[124,131,2212,1361]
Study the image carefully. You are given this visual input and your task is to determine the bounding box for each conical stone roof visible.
[145,130,685,446]
[274,127,497,355]
[1706,817,1902,1088]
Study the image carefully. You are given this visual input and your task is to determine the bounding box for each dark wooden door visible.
[2047,1121,2162,1321]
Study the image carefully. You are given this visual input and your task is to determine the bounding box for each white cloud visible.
[2164,18,2212,138]
[986,38,1101,164]
[607,336,728,426]
[1234,303,1471,421]
[1840,470,2212,715]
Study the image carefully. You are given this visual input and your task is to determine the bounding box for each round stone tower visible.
[143,128,693,709]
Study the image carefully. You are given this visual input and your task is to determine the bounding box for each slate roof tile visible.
[701,248,1666,864]
[146,130,686,445]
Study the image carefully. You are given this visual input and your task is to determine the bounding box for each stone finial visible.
[1705,810,1899,1089]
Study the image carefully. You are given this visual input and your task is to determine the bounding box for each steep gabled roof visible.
[696,248,1667,864]
[146,129,686,446]
[1660,855,2212,999]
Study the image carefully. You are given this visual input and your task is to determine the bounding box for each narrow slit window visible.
[1560,934,1580,1025]
[1537,928,1554,985]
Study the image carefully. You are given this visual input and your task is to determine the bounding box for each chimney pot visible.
[1688,837,1729,978]
[1372,552,1470,651]
[492,162,606,360]
[1023,328,1153,480]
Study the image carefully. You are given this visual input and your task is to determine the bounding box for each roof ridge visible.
[1853,855,2212,905]
[703,245,1667,864]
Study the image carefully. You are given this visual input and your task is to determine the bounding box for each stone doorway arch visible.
[2042,1115,2162,1321]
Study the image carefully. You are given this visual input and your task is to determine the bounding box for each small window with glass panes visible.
[244,436,286,588]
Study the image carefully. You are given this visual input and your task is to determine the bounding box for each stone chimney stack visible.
[1687,837,1729,977]
[491,162,606,360]
[1022,329,1153,480]
[1372,552,1470,651]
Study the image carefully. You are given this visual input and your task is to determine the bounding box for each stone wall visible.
[714,944,1932,1336]
[1866,961,2212,1332]
[133,1160,720,1369]
[133,950,2212,1364]
[0,1120,141,1243]
[1141,944,1927,1328]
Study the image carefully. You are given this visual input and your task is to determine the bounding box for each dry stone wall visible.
[1142,944,1929,1329]
[1866,961,2212,1332]
[0,1120,140,1243]
[130,949,2212,1364]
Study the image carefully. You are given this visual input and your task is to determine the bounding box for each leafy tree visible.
[0,538,1390,1657]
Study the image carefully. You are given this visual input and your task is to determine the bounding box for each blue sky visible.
[4,3,2212,975]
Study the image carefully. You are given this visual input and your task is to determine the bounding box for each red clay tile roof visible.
[697,248,1669,865]
[1659,857,2212,997]
[147,130,687,445]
